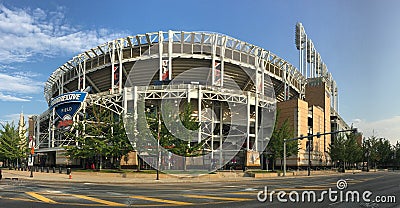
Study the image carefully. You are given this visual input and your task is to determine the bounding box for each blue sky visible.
[0,0,399,144]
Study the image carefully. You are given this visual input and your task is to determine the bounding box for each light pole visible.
[156,107,161,180]
[343,143,346,172]
[28,135,35,178]
[393,150,396,171]
[362,138,365,171]
[283,129,357,177]
[283,141,286,176]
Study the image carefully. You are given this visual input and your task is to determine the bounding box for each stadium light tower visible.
[295,22,305,76]
[295,22,339,112]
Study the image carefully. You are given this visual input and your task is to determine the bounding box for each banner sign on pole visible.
[161,59,169,81]
[114,66,119,87]
[214,61,221,86]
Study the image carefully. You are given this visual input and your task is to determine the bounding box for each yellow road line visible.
[26,192,57,204]
[183,194,252,201]
[72,194,125,207]
[130,195,193,205]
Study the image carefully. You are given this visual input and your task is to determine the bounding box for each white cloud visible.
[0,64,16,70]
[0,113,32,126]
[353,116,400,145]
[0,4,127,101]
[0,72,43,94]
[0,68,43,101]
[0,4,126,63]
[0,92,29,102]
[11,70,41,78]
[3,113,22,121]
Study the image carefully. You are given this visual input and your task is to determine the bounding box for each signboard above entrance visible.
[50,92,87,109]
[49,92,88,130]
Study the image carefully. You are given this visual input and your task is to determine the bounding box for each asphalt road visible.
[0,171,399,208]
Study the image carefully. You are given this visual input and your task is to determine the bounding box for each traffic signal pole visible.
[283,128,357,177]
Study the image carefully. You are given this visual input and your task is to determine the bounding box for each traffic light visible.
[316,132,321,138]
[306,139,313,151]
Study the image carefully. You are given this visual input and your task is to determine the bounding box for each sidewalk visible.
[1,168,369,184]
[0,169,252,184]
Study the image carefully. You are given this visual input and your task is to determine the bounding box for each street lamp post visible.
[367,148,370,172]
[343,143,346,172]
[29,156,34,178]
[28,135,35,178]
[156,107,161,180]
[393,150,396,171]
[283,129,357,177]
[283,141,286,176]
[362,138,365,171]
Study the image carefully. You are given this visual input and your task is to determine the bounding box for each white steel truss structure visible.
[34,30,315,155]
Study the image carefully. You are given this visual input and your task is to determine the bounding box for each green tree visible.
[164,102,201,157]
[363,137,392,169]
[64,122,93,165]
[329,133,362,171]
[0,122,27,167]
[145,101,201,171]
[129,100,154,172]
[376,138,392,167]
[345,133,363,167]
[106,116,134,170]
[394,141,400,169]
[267,116,298,171]
[64,117,106,169]
[329,135,346,168]
[366,136,379,169]
[65,105,133,170]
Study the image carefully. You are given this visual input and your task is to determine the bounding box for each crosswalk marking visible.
[183,194,252,201]
[72,194,125,206]
[26,192,57,204]
[130,195,193,205]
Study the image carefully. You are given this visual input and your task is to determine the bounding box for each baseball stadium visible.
[28,23,349,171]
